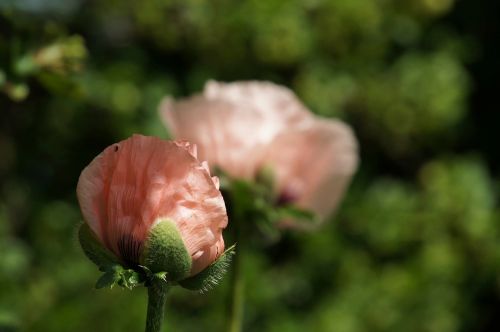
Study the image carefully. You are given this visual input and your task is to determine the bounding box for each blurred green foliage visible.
[0,0,499,331]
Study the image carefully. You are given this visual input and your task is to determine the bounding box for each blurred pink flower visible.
[76,134,227,275]
[161,81,359,225]
[260,119,358,224]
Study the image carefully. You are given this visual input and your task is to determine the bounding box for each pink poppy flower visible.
[160,81,358,225]
[161,81,312,179]
[76,134,227,276]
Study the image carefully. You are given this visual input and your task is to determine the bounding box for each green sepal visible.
[141,219,192,282]
[78,223,118,268]
[179,244,236,293]
[95,264,144,290]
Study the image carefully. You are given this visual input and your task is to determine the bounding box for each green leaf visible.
[95,266,122,289]
[179,244,236,293]
[94,264,144,290]
[118,269,142,290]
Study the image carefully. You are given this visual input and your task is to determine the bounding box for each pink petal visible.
[211,176,220,190]
[260,119,359,227]
[204,80,311,127]
[190,234,225,276]
[174,140,198,158]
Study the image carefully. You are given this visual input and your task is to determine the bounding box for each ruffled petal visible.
[174,140,198,159]
[260,119,359,226]
[190,235,225,276]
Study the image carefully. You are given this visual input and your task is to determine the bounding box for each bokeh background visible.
[1,0,499,331]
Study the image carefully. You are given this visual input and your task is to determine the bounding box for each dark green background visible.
[0,0,499,331]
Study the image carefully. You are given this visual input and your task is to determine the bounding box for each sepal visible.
[78,223,118,268]
[179,244,236,293]
[141,219,192,282]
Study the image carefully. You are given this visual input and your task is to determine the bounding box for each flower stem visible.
[145,279,169,332]
[227,219,244,332]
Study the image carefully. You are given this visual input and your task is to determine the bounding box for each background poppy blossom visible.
[161,81,358,225]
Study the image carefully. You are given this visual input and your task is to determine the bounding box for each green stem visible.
[145,279,169,332]
[227,219,244,332]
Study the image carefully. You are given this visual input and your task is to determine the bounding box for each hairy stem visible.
[145,279,169,332]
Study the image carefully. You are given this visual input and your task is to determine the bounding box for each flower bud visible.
[76,135,228,280]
